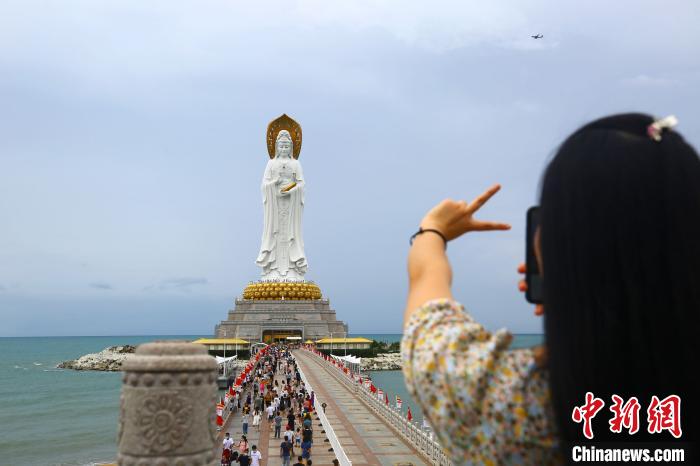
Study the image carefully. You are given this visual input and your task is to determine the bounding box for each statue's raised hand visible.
[419,184,511,241]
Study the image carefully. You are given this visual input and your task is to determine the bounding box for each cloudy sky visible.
[1,0,699,336]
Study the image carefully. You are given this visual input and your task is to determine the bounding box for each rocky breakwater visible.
[58,345,136,371]
[58,345,252,372]
[360,352,402,371]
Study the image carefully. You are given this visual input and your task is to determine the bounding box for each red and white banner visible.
[216,403,224,426]
[377,389,384,401]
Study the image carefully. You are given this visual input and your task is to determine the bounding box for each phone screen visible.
[525,206,543,304]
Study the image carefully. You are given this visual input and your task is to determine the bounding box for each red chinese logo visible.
[609,395,641,434]
[647,395,682,438]
[572,393,683,439]
[572,392,605,439]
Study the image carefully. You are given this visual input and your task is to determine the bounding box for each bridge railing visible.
[302,348,453,466]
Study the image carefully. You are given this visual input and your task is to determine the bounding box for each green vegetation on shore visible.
[318,340,400,358]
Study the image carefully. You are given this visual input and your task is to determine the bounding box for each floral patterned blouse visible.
[401,298,562,465]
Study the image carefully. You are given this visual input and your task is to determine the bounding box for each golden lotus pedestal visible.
[242,281,322,300]
[214,280,347,344]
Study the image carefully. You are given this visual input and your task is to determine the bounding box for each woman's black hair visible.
[540,113,699,450]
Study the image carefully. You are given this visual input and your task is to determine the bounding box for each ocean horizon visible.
[0,333,543,465]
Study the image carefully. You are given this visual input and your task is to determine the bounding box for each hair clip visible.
[647,115,678,142]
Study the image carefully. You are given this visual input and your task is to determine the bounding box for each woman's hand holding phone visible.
[518,262,547,367]
[518,262,544,316]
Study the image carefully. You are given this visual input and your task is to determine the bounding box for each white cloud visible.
[621,74,678,87]
[89,282,113,290]
[157,277,208,292]
[295,0,532,52]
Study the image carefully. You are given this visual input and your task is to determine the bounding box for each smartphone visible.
[525,206,543,304]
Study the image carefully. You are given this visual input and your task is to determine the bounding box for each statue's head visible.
[275,130,293,159]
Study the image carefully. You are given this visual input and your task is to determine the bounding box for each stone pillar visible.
[117,341,218,466]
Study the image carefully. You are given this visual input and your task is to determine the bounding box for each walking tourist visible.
[294,428,301,448]
[238,449,250,466]
[402,113,700,464]
[280,435,293,466]
[284,425,294,444]
[221,432,233,466]
[222,432,233,451]
[265,402,273,421]
[237,435,249,455]
[274,411,283,438]
[300,437,312,462]
[250,445,262,466]
[252,409,261,431]
[241,411,249,435]
[286,409,295,429]
[302,425,312,444]
[292,456,304,466]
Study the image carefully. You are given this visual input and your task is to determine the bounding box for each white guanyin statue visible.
[256,115,308,281]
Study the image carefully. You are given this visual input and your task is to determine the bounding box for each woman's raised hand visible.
[419,184,511,241]
[517,262,544,316]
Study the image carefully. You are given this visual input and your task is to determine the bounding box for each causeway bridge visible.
[116,341,450,466]
[213,348,451,466]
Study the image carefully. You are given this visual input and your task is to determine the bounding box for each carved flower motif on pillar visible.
[138,392,193,453]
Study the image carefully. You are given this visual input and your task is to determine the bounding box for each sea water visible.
[0,336,202,466]
[0,334,542,465]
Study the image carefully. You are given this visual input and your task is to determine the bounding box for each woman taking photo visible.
[402,113,698,464]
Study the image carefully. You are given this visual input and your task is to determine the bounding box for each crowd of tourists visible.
[221,344,322,466]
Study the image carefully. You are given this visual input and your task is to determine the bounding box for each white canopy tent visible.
[215,355,237,376]
[215,355,238,364]
[330,354,362,375]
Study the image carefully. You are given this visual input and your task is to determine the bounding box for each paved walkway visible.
[214,362,337,466]
[293,350,428,466]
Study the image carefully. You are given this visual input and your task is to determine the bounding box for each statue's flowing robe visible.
[256,158,307,277]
